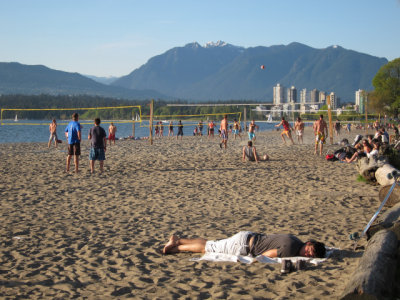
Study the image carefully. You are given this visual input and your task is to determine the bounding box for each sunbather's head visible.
[302,240,326,258]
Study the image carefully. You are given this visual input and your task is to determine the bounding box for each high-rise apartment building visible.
[310,89,319,104]
[273,83,285,105]
[329,92,337,109]
[319,91,326,104]
[300,88,307,103]
[355,89,366,113]
[287,86,297,103]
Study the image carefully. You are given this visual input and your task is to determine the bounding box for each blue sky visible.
[1,0,399,77]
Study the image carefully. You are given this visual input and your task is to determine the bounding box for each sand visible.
[0,127,384,299]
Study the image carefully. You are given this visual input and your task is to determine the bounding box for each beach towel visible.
[190,247,337,265]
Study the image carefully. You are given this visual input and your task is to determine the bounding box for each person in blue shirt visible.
[65,113,82,173]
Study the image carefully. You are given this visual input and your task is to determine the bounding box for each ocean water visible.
[0,120,283,144]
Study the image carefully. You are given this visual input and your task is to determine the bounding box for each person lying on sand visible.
[163,231,326,258]
[242,141,269,162]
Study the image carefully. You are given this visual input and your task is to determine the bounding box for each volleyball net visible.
[140,112,242,127]
[0,105,142,126]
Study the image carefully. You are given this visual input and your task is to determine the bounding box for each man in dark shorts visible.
[163,231,326,258]
[176,120,184,140]
[65,113,81,173]
[88,118,107,173]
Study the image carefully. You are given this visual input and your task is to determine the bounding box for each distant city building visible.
[355,89,366,114]
[273,83,285,105]
[319,91,326,104]
[300,88,307,103]
[310,89,319,104]
[329,92,338,109]
[287,86,297,103]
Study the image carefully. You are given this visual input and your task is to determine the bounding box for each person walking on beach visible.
[168,121,174,137]
[88,118,107,173]
[219,114,228,149]
[334,119,341,136]
[65,113,81,173]
[275,117,295,145]
[294,117,304,144]
[48,119,58,148]
[233,119,241,140]
[177,120,184,140]
[163,231,326,259]
[248,120,257,141]
[242,141,269,162]
[108,122,117,146]
[313,114,328,156]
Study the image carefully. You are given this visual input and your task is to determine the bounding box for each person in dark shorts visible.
[65,113,81,173]
[176,120,184,140]
[163,231,326,258]
[88,118,107,173]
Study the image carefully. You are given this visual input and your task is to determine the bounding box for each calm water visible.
[0,120,285,144]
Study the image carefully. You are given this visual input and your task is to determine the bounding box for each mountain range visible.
[0,41,388,102]
[112,41,388,102]
[0,62,165,100]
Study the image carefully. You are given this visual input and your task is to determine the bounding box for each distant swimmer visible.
[108,122,117,146]
[275,117,295,145]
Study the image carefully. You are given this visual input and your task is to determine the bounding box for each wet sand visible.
[0,127,383,299]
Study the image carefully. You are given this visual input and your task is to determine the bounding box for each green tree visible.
[371,58,400,117]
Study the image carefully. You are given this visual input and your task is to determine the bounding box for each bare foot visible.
[163,235,179,254]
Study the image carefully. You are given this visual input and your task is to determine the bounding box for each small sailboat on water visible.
[14,114,18,122]
[266,114,272,123]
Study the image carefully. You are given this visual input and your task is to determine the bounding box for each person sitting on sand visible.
[242,141,269,162]
[163,231,326,258]
[346,139,372,163]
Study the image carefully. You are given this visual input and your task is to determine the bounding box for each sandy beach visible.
[0,127,388,299]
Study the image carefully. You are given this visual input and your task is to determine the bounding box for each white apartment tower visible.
[273,83,285,105]
[310,89,319,103]
[287,86,297,103]
[329,92,337,109]
[355,89,366,113]
[300,88,307,103]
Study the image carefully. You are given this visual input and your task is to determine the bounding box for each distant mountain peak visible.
[185,42,201,49]
[204,40,228,48]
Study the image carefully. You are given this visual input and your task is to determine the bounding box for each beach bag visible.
[326,154,337,161]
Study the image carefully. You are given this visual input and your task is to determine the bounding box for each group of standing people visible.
[49,113,117,173]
